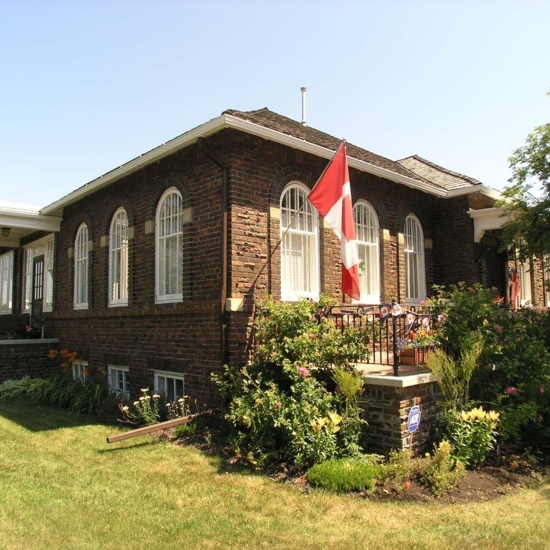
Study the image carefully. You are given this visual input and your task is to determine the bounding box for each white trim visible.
[404,214,427,304]
[0,251,14,315]
[280,182,319,301]
[155,188,184,303]
[108,207,129,307]
[468,207,511,242]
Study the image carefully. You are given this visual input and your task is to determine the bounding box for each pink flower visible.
[298,366,309,378]
[540,386,545,395]
[494,324,503,333]
[308,333,316,339]
[505,387,517,396]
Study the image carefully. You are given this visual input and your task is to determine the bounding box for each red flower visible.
[505,387,517,396]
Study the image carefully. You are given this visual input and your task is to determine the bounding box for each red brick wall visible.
[27,131,503,405]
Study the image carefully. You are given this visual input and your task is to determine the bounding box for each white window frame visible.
[22,237,55,313]
[0,251,14,315]
[44,238,55,312]
[74,223,89,309]
[404,214,426,304]
[156,188,183,303]
[353,201,380,303]
[109,208,129,307]
[519,256,533,307]
[280,182,319,301]
[72,361,88,383]
[22,248,33,313]
[108,365,130,399]
[154,370,185,403]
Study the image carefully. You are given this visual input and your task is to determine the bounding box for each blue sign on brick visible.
[407,405,421,433]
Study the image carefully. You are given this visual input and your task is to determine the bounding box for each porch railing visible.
[329,302,443,376]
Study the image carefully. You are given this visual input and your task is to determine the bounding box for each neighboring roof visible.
[224,108,419,180]
[0,201,61,247]
[397,154,483,191]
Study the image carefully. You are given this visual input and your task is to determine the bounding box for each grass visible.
[1,398,550,550]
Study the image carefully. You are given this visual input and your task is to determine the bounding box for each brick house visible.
[1,107,548,408]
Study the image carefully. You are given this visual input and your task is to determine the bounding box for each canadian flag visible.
[308,143,360,300]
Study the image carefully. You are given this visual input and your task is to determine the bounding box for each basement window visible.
[154,371,184,403]
[108,365,130,399]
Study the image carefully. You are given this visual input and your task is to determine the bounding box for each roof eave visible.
[446,184,502,200]
[42,113,462,217]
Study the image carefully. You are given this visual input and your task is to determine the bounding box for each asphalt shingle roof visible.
[224,107,424,181]
[397,155,482,191]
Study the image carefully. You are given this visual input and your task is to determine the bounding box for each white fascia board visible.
[0,209,61,232]
[447,184,502,201]
[41,113,456,217]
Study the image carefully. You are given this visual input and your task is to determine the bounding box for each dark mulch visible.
[161,422,549,504]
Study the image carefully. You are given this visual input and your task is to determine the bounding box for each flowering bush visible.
[427,284,550,457]
[213,297,369,468]
[406,326,441,348]
[443,407,500,467]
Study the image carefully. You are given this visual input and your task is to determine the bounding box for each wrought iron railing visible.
[329,302,443,376]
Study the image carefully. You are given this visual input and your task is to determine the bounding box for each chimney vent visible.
[300,86,307,126]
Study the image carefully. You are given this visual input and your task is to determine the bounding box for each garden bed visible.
[162,421,549,504]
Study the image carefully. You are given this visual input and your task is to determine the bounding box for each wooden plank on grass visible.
[106,410,213,443]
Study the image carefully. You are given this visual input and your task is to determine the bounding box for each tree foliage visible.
[500,90,550,258]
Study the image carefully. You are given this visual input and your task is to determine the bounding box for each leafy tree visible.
[499,90,550,259]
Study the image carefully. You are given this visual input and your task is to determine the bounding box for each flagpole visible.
[308,140,346,195]
[250,141,346,293]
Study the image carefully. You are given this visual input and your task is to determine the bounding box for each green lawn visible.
[1,398,550,550]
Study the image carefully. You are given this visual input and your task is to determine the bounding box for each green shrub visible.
[307,457,385,494]
[441,407,500,467]
[23,374,108,415]
[333,367,366,457]
[385,449,419,483]
[420,441,465,496]
[213,297,371,468]
[426,335,483,410]
[0,377,43,398]
[253,296,370,372]
[216,364,341,467]
[429,284,550,457]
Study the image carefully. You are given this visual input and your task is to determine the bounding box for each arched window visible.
[280,183,319,301]
[74,223,89,309]
[109,208,129,306]
[156,188,183,303]
[353,201,380,303]
[404,214,426,304]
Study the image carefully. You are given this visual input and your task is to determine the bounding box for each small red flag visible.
[308,143,360,300]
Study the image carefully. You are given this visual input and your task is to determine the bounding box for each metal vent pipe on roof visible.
[301,86,307,126]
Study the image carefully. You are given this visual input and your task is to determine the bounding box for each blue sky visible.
[1,0,549,207]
